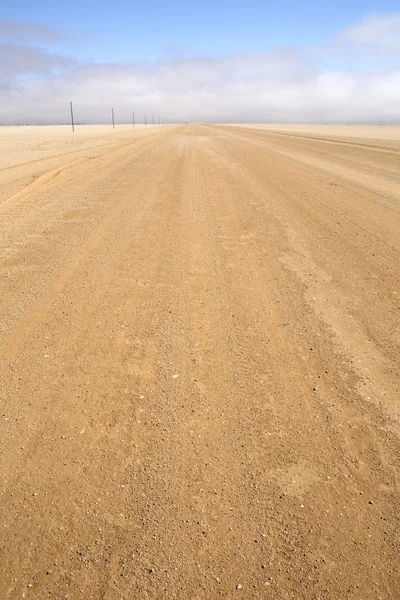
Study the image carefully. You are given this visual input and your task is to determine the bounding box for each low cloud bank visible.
[1,14,399,124]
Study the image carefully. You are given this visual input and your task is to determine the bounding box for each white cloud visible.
[1,14,400,124]
[0,43,72,78]
[338,13,400,54]
[0,20,61,43]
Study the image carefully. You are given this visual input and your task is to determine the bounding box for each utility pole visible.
[145,114,147,126]
[70,101,75,132]
[132,112,135,127]
[112,108,115,128]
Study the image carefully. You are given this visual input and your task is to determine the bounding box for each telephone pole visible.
[132,112,135,127]
[70,101,75,132]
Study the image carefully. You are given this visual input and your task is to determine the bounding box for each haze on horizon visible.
[1,0,400,124]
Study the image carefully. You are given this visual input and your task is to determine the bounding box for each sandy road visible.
[0,124,399,599]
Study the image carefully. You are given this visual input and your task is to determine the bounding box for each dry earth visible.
[0,124,399,599]
[230,124,400,142]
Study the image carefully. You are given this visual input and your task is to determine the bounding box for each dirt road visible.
[0,124,399,599]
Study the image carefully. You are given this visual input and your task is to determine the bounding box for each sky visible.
[1,0,400,123]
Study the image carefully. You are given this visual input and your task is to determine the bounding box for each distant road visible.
[1,124,399,599]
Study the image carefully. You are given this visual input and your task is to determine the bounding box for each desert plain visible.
[0,123,399,599]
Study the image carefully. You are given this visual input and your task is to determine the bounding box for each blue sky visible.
[1,2,400,123]
[2,0,400,62]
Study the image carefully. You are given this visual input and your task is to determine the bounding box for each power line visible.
[0,92,120,110]
[0,92,66,105]
[1,92,186,126]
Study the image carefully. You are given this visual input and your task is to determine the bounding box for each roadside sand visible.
[228,123,400,142]
[0,125,167,200]
[0,124,166,169]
